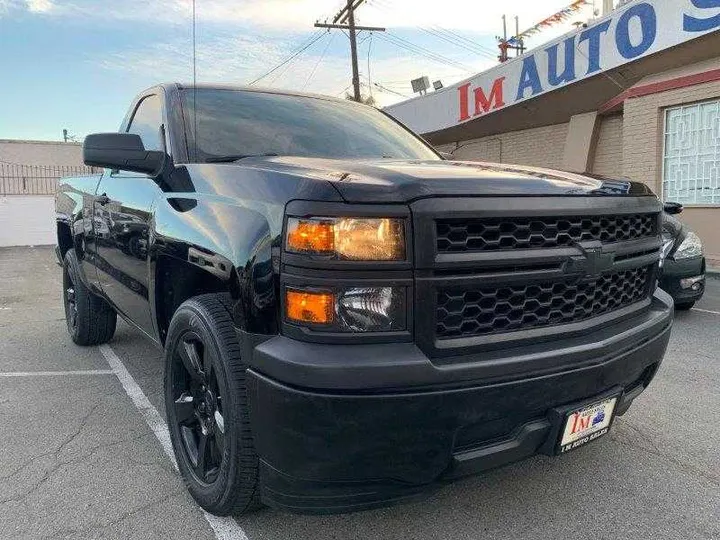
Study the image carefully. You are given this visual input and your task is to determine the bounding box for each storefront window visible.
[663,100,720,205]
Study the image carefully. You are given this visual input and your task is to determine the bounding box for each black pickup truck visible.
[55,83,673,515]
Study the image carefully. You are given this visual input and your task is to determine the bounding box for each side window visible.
[127,95,163,151]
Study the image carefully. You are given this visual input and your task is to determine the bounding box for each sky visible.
[0,0,600,141]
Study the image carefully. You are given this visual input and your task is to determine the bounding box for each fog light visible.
[679,275,704,290]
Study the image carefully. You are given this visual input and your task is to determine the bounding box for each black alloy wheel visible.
[63,268,78,333]
[62,249,117,346]
[171,332,226,485]
[164,293,260,516]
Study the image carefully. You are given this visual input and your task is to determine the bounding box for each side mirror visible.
[663,201,683,215]
[438,151,455,160]
[83,133,165,176]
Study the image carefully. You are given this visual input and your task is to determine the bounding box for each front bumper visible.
[659,256,705,304]
[245,290,673,514]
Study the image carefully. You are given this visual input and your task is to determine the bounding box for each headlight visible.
[674,231,703,260]
[285,286,406,332]
[286,217,405,261]
[660,232,674,267]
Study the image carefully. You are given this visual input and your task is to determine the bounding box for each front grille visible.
[436,214,657,252]
[436,265,652,339]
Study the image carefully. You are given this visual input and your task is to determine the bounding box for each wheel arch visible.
[154,253,236,345]
[152,194,283,345]
[57,221,74,259]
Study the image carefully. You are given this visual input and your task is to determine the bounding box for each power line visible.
[357,0,477,72]
[369,0,498,60]
[336,83,353,96]
[372,81,409,98]
[378,33,465,71]
[267,33,329,86]
[267,56,294,86]
[247,31,327,85]
[302,33,335,91]
[376,77,463,84]
[314,0,385,102]
[378,33,474,72]
[431,27,499,59]
[419,27,498,61]
[373,81,415,88]
[366,33,373,96]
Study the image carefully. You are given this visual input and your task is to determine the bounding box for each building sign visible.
[385,0,720,135]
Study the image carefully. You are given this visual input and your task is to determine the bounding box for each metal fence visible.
[0,163,99,196]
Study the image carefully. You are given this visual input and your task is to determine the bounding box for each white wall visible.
[0,140,83,167]
[0,196,55,247]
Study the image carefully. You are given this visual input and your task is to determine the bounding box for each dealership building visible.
[385,0,720,267]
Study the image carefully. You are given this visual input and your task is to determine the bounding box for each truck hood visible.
[236,156,653,203]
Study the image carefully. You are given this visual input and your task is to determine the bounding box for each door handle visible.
[96,194,110,206]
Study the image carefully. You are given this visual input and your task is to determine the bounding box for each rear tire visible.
[62,249,117,346]
[164,293,261,516]
[675,301,695,311]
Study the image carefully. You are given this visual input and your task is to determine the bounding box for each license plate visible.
[559,397,617,453]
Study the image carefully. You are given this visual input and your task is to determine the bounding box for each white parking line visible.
[0,370,114,377]
[98,344,249,540]
[691,307,720,316]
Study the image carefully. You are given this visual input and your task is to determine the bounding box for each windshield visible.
[180,89,439,163]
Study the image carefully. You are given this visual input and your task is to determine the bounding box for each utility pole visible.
[62,129,76,142]
[515,15,524,58]
[347,0,361,101]
[497,15,524,62]
[315,0,384,102]
[499,15,508,62]
[515,16,525,56]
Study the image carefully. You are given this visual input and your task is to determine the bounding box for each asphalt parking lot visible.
[1,245,718,540]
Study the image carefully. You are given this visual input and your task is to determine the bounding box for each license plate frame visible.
[557,395,618,454]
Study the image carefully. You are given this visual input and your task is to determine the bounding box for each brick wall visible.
[444,122,570,169]
[622,80,720,193]
[622,80,720,266]
[591,114,624,177]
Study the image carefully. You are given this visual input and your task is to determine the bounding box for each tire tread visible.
[63,250,116,346]
[166,293,261,516]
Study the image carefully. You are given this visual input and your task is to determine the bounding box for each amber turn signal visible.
[285,289,334,325]
[286,219,334,254]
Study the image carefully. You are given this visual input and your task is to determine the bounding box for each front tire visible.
[164,293,260,516]
[62,249,117,346]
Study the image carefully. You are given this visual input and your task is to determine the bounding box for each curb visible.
[706,267,720,279]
